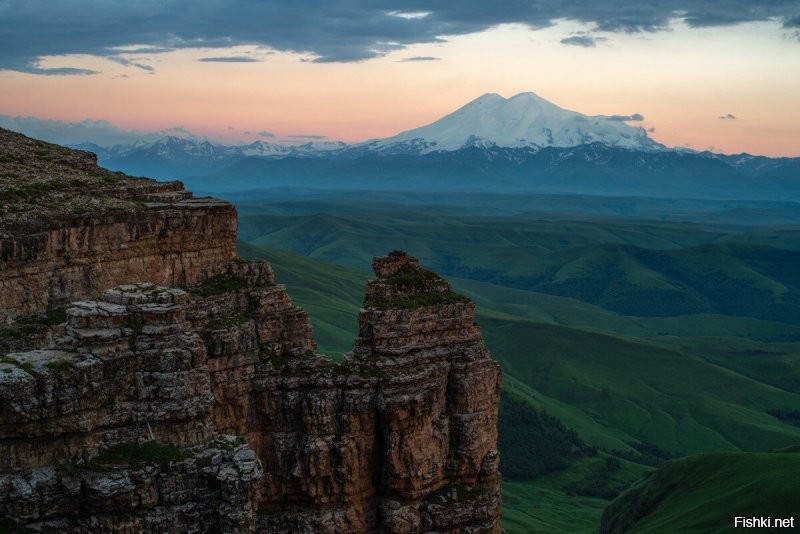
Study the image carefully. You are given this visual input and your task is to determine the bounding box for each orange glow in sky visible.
[1,21,798,156]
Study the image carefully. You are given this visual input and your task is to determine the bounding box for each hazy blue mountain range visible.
[3,92,797,199]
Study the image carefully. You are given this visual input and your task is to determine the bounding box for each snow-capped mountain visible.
[237,139,348,157]
[68,92,660,163]
[43,91,799,199]
[72,136,347,160]
[364,92,662,153]
[67,136,350,178]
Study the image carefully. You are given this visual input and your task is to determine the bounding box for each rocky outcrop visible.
[351,252,502,532]
[0,283,263,532]
[187,252,502,533]
[0,128,237,323]
[0,130,502,532]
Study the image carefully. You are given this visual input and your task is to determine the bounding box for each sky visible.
[1,1,799,156]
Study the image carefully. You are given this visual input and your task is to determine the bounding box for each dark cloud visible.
[113,46,175,54]
[560,35,598,47]
[785,16,800,28]
[604,113,645,121]
[399,56,441,61]
[647,127,656,133]
[719,113,737,120]
[1,1,798,73]
[198,56,260,62]
[108,56,154,72]
[288,134,327,139]
[22,65,99,76]
[257,131,276,138]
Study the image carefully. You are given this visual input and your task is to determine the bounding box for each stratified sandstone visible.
[0,128,237,323]
[0,130,502,533]
[192,253,503,533]
[0,283,262,532]
[351,252,502,533]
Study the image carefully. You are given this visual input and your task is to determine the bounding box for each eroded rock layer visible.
[0,128,237,323]
[0,283,264,532]
[0,130,502,533]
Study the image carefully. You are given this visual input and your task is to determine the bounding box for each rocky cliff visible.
[0,127,237,324]
[0,129,501,532]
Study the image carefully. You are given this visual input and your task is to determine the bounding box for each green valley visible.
[235,190,800,532]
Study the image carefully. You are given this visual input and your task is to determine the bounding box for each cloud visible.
[604,113,645,121]
[288,134,327,139]
[110,46,175,54]
[388,11,431,20]
[10,59,98,76]
[0,115,206,146]
[1,1,798,72]
[399,56,441,61]
[162,126,195,136]
[257,131,276,138]
[785,16,800,28]
[24,65,98,75]
[647,127,656,133]
[198,56,260,62]
[718,113,737,120]
[561,35,599,47]
[108,56,154,72]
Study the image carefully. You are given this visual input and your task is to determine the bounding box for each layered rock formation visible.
[0,128,237,323]
[251,252,502,532]
[0,283,264,532]
[0,129,501,532]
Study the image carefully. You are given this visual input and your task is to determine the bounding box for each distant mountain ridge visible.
[75,92,660,159]
[39,92,800,199]
[174,143,800,200]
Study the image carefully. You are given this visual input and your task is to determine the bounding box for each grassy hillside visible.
[600,450,800,533]
[234,190,800,532]
[239,242,800,532]
[238,242,368,360]
[481,317,800,456]
[237,207,800,325]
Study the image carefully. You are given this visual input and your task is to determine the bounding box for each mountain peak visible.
[469,92,505,103]
[375,91,660,153]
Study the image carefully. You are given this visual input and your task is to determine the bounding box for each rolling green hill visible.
[234,188,800,532]
[480,317,800,456]
[600,450,800,533]
[237,207,800,325]
[239,242,800,532]
[238,242,369,360]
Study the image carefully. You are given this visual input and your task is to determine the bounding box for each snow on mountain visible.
[63,92,664,163]
[368,92,662,153]
[70,136,349,161]
[238,139,348,157]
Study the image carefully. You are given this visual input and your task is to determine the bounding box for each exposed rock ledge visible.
[0,255,501,532]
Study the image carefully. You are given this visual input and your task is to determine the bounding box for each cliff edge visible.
[0,128,501,533]
[0,127,237,324]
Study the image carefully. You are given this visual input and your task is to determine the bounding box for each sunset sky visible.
[1,1,799,156]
